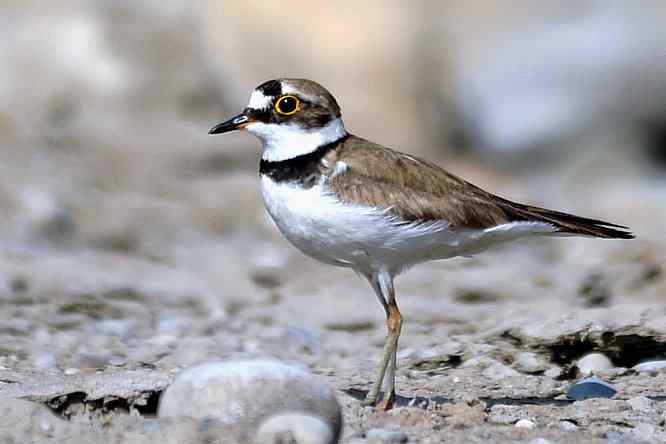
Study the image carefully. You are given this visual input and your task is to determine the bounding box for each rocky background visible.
[1,1,666,443]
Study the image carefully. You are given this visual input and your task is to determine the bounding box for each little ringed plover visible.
[209,78,634,409]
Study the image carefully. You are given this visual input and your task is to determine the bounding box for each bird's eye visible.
[274,95,300,115]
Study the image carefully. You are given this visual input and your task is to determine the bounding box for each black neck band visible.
[259,134,349,187]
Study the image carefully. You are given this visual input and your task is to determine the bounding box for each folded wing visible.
[325,136,634,240]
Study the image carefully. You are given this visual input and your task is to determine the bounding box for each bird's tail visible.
[499,202,634,239]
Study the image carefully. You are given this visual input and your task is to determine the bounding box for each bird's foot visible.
[378,390,395,411]
[360,391,396,410]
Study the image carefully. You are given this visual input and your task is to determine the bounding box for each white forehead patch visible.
[281,83,316,103]
[248,89,272,110]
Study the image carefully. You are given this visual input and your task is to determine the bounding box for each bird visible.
[208,78,634,410]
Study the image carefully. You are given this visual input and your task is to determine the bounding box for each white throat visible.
[247,118,348,162]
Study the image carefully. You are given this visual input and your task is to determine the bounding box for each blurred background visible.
[0,0,665,392]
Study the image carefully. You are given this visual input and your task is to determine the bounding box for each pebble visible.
[158,360,341,440]
[559,420,578,432]
[633,360,666,374]
[567,377,617,400]
[256,414,335,444]
[576,352,613,375]
[488,405,523,425]
[515,419,536,429]
[544,365,563,379]
[628,396,655,413]
[482,361,520,380]
[364,428,408,444]
[514,352,547,374]
[108,357,127,367]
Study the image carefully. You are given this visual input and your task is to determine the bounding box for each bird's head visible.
[209,79,348,161]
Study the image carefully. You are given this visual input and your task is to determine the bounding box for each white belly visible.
[260,175,556,275]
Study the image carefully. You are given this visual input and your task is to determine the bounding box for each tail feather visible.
[499,202,635,240]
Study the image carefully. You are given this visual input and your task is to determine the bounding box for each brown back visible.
[324,136,633,239]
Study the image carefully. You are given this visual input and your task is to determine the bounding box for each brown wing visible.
[325,136,633,239]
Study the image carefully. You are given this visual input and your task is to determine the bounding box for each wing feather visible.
[324,136,633,239]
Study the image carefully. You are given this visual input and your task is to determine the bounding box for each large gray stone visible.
[158,360,341,441]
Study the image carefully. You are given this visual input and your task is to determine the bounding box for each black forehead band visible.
[257,80,282,97]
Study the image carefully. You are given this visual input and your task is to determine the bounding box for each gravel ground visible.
[1,172,665,442]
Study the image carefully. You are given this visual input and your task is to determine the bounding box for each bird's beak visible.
[208,110,254,135]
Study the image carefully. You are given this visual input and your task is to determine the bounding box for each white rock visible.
[365,427,408,443]
[158,360,341,440]
[482,361,521,380]
[515,419,536,429]
[634,360,666,373]
[628,396,655,413]
[559,420,578,432]
[544,365,563,379]
[576,353,613,375]
[256,414,335,444]
[514,352,547,374]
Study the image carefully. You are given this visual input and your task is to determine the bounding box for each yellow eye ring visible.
[274,95,301,115]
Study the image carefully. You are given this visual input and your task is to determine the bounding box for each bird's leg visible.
[379,294,402,410]
[362,276,389,407]
[362,272,402,409]
[381,348,398,408]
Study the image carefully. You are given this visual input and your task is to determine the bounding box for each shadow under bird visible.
[209,78,634,409]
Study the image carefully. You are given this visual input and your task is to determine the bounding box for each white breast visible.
[260,176,557,276]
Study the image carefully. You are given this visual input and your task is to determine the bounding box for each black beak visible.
[208,110,253,135]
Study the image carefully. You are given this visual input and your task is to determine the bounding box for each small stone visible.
[515,419,536,429]
[365,428,408,444]
[403,342,464,370]
[482,361,520,380]
[559,420,578,432]
[633,360,666,374]
[628,396,655,413]
[64,368,79,375]
[576,353,613,375]
[488,405,523,425]
[108,357,126,367]
[544,365,563,379]
[567,377,617,400]
[256,414,335,444]
[514,352,548,374]
[158,360,341,441]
